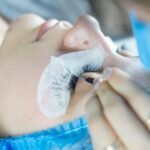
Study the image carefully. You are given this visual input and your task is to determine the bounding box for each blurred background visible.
[0,0,137,52]
[0,0,132,38]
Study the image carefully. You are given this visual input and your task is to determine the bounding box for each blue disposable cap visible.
[129,11,150,70]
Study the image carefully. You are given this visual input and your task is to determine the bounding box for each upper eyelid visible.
[83,65,96,72]
[69,65,98,90]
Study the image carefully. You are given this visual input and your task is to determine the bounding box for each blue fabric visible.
[0,117,93,150]
[129,11,150,70]
[0,0,92,23]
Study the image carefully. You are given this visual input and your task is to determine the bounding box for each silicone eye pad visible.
[37,46,105,118]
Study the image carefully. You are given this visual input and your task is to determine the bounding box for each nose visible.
[63,15,112,52]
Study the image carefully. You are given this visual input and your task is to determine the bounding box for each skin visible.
[0,14,149,150]
[0,15,84,137]
[85,69,150,150]
[65,14,150,149]
[82,2,150,150]
[63,16,150,93]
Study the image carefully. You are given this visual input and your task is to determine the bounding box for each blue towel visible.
[0,117,93,150]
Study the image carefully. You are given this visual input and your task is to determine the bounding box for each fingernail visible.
[103,67,112,81]
[93,79,101,90]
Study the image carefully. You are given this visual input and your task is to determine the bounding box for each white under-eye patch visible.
[37,46,105,118]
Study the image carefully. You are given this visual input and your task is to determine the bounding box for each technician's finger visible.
[97,82,150,150]
[103,68,150,130]
[85,96,124,150]
[67,78,94,119]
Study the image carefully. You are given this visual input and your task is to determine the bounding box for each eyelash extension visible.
[82,65,96,73]
[69,65,98,90]
[38,47,105,118]
[69,75,79,90]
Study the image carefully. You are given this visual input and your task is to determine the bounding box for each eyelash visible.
[69,65,96,90]
[69,75,79,90]
[82,65,95,73]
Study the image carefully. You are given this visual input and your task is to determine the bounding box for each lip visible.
[36,19,59,41]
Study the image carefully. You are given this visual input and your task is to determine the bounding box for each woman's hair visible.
[115,0,150,14]
[119,0,150,8]
[131,0,150,5]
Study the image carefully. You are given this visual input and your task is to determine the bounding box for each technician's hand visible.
[85,68,150,150]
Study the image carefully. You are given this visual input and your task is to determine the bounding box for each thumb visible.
[102,67,148,101]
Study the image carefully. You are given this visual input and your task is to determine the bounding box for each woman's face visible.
[0,13,149,137]
[0,14,94,137]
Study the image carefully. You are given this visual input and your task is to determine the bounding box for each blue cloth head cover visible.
[129,11,150,69]
[0,117,93,150]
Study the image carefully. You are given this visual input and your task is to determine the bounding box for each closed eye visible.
[69,65,98,90]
